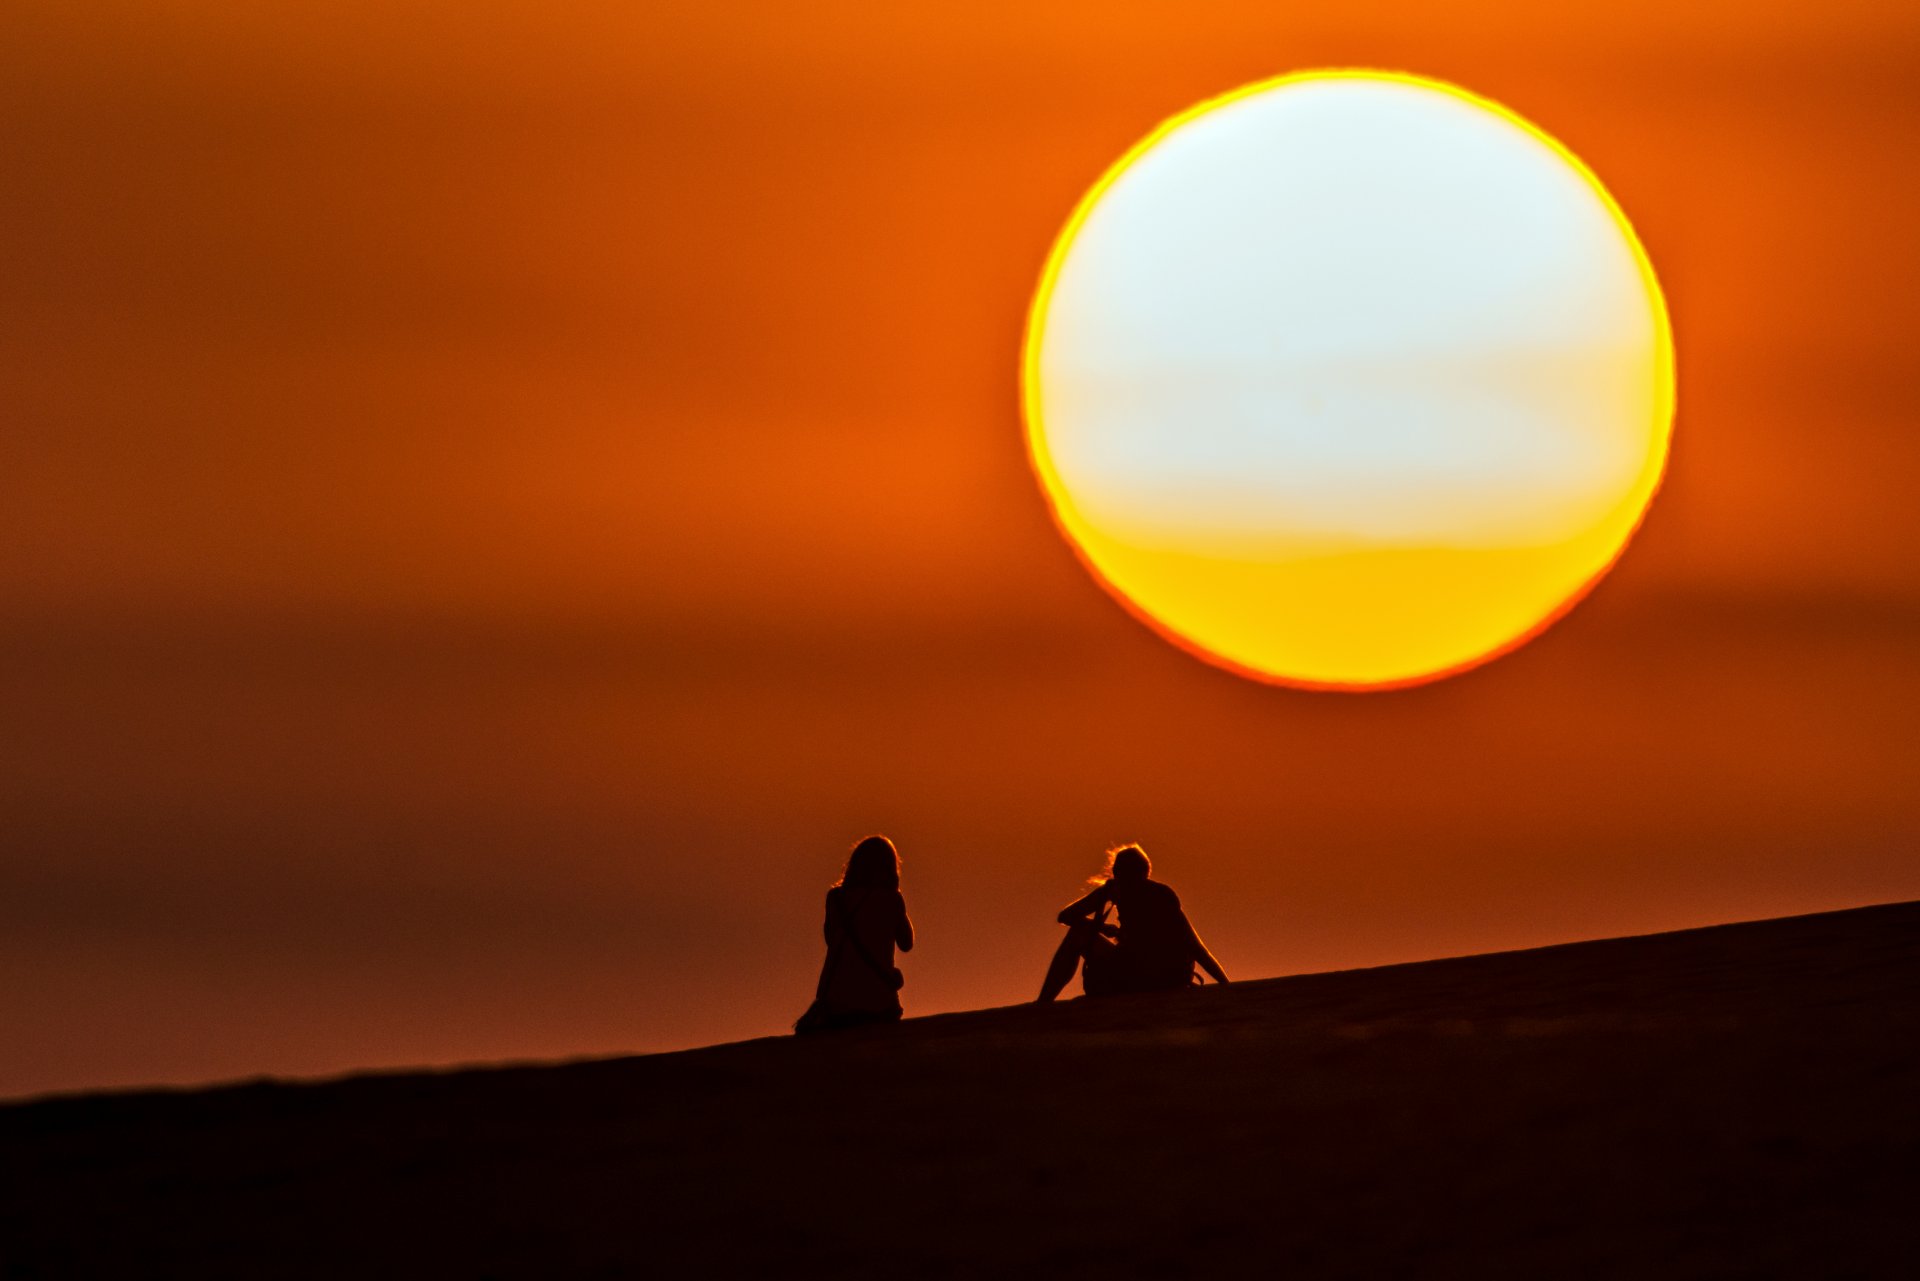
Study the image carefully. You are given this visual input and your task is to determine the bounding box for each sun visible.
[1021,70,1675,690]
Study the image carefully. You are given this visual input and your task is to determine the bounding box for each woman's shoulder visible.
[829,884,902,907]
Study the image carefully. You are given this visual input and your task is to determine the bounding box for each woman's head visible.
[1105,843,1151,883]
[839,835,901,890]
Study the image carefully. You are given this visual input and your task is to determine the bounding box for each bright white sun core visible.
[1023,71,1674,689]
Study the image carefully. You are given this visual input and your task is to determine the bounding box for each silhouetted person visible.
[795,835,915,1034]
[1038,844,1227,1002]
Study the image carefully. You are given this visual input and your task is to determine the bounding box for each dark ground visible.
[5,900,1917,1279]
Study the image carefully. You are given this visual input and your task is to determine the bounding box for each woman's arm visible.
[896,892,915,952]
[1056,883,1111,926]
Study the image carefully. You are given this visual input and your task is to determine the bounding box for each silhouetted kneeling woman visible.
[795,835,915,1034]
[1038,844,1227,1002]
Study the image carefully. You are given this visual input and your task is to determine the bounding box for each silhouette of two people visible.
[1039,844,1228,1001]
[795,835,915,1034]
[796,836,1225,1035]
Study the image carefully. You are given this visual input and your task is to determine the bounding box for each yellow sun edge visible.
[1018,67,1678,693]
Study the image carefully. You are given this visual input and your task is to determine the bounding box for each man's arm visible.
[1057,883,1111,926]
[1182,910,1228,984]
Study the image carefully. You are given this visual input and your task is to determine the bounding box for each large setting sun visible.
[1023,70,1675,689]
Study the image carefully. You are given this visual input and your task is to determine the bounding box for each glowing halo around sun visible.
[1022,70,1674,690]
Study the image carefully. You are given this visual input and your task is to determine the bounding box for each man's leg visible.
[1079,934,1124,997]
[1038,922,1100,1002]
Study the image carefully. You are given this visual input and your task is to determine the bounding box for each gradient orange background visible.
[3,0,1917,1098]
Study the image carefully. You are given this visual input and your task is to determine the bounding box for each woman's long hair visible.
[838,835,900,891]
[1089,842,1150,887]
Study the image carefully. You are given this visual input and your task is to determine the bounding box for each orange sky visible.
[3,0,1918,1097]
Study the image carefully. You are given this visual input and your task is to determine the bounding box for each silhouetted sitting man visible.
[1038,844,1228,1002]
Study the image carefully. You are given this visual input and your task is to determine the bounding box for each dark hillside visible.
[5,901,1918,1279]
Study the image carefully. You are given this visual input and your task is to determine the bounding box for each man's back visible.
[1109,878,1194,983]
